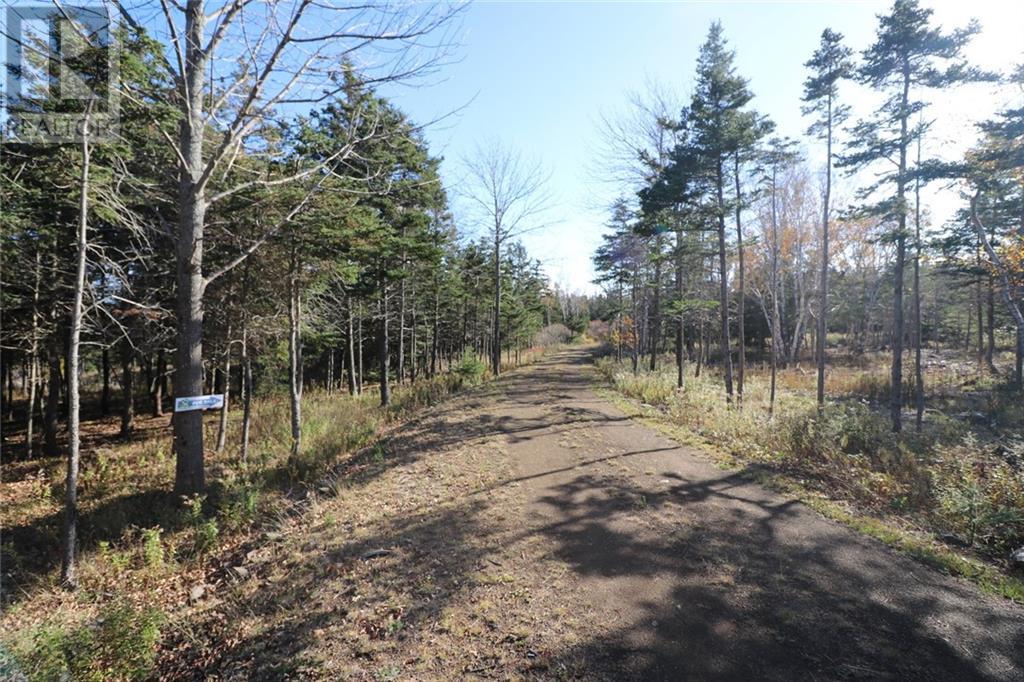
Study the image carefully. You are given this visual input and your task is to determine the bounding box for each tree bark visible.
[379,278,391,407]
[890,62,910,433]
[734,153,746,406]
[674,229,685,388]
[120,341,135,439]
[26,249,42,457]
[216,333,231,453]
[650,236,662,372]
[431,284,440,378]
[152,349,165,417]
[492,237,501,377]
[173,0,210,495]
[288,256,302,461]
[912,136,924,431]
[62,121,90,588]
[43,347,61,456]
[769,166,783,418]
[971,193,1024,389]
[716,158,734,402]
[817,91,834,410]
[346,294,358,395]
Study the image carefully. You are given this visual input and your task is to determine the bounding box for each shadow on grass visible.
[162,498,495,679]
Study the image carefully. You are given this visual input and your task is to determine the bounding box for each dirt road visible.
[491,348,1024,680]
[201,348,1024,680]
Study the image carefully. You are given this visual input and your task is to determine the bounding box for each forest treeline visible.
[590,0,1024,427]
[0,2,578,589]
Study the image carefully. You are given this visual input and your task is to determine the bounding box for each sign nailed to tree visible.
[174,395,224,412]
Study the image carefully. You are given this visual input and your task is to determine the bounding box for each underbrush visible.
[594,356,1024,567]
[4,600,163,681]
[1,347,557,680]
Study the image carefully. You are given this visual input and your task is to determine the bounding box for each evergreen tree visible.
[686,22,757,403]
[802,28,853,409]
[842,0,984,431]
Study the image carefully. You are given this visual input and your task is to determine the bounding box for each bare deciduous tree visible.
[461,141,551,376]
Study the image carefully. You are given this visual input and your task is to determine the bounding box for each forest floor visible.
[158,346,1024,680]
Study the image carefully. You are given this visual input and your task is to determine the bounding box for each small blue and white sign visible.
[174,394,224,412]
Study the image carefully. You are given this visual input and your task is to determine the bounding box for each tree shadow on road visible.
[528,467,1023,680]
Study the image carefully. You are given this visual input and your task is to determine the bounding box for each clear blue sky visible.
[385,1,1024,293]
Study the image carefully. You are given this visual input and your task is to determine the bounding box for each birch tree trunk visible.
[346,294,358,395]
[26,249,41,457]
[288,256,302,462]
[215,330,231,453]
[240,325,252,464]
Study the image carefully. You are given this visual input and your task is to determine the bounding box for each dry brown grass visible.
[0,345,564,680]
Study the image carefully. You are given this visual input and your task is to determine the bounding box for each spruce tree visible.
[802,28,853,410]
[842,0,982,431]
[687,22,757,403]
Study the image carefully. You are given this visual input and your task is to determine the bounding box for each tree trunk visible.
[216,333,231,453]
[288,259,302,462]
[411,294,419,381]
[890,64,910,433]
[630,275,640,374]
[492,238,501,377]
[913,136,924,431]
[817,93,833,410]
[26,248,42,457]
[986,272,997,372]
[99,347,109,416]
[346,294,358,395]
[675,230,685,388]
[44,348,62,456]
[650,236,662,372]
[120,342,135,438]
[971,193,1024,390]
[617,281,624,363]
[240,324,252,464]
[173,0,210,495]
[379,278,391,407]
[62,123,90,588]
[152,349,165,417]
[716,159,734,402]
[357,313,364,395]
[976,241,985,369]
[769,166,783,418]
[431,284,440,378]
[398,258,407,383]
[734,153,745,406]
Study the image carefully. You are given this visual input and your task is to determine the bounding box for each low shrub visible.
[11,600,163,681]
[453,352,487,387]
[932,438,1024,552]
